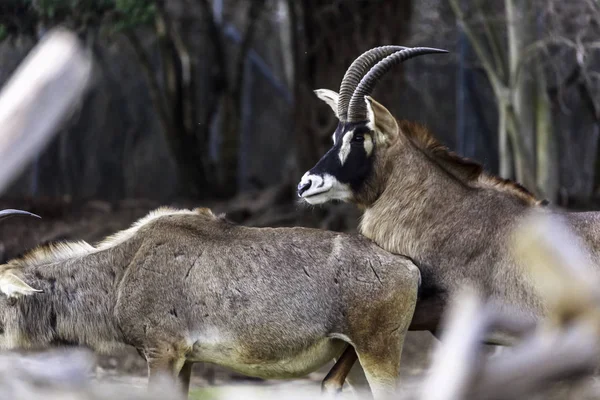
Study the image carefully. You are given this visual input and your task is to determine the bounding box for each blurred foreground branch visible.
[420,212,600,400]
[0,348,180,400]
[0,28,92,195]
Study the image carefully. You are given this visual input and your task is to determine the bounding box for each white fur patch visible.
[298,173,352,204]
[365,96,386,147]
[338,131,353,165]
[0,273,42,298]
[314,89,339,118]
[96,207,199,250]
[7,241,94,270]
[190,326,343,380]
[327,333,354,346]
[365,96,376,132]
[192,326,229,347]
[364,134,373,156]
[327,236,344,267]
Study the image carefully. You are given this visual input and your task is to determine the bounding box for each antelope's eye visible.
[352,134,364,143]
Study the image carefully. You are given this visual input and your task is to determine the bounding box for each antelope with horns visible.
[298,45,600,350]
[0,206,420,399]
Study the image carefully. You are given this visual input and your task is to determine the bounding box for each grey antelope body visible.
[298,45,600,339]
[0,207,419,399]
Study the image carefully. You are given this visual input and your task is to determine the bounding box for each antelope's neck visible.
[359,141,548,320]
[360,144,494,264]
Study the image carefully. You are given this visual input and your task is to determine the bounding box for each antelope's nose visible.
[297,180,312,197]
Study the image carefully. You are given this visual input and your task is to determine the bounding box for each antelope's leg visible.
[147,355,183,382]
[353,334,404,400]
[147,352,188,398]
[178,361,194,396]
[344,359,370,397]
[322,345,359,394]
[350,295,416,400]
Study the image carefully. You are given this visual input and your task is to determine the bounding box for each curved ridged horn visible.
[0,209,41,221]
[347,47,449,123]
[337,46,408,121]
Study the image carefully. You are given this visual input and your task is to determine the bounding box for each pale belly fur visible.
[188,328,346,379]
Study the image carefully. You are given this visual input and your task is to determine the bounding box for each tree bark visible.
[498,101,514,179]
[290,0,320,176]
[535,60,558,202]
[452,0,542,195]
[506,0,537,190]
[217,0,266,196]
[125,25,208,198]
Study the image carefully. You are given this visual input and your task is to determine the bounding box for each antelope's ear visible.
[0,272,42,298]
[314,89,339,119]
[365,96,399,146]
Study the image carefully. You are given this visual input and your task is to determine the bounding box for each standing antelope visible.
[297,45,600,358]
[0,206,419,399]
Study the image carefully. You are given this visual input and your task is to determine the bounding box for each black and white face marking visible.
[298,121,374,204]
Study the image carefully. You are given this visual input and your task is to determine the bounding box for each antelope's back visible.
[128,211,420,284]
[115,211,420,344]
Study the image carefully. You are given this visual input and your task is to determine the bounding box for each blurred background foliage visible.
[0,0,599,221]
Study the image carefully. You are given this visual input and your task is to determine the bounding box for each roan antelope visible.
[0,206,419,399]
[298,44,600,372]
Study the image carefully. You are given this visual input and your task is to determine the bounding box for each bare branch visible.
[450,0,506,96]
[232,0,267,100]
[123,30,171,132]
[158,6,196,135]
[470,324,599,400]
[423,212,600,400]
[419,286,488,400]
[474,0,508,81]
[505,105,539,192]
[194,0,226,91]
[154,6,177,107]
[514,36,580,87]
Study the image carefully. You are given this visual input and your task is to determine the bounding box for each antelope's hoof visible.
[321,381,344,397]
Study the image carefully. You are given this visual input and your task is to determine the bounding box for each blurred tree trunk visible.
[289,0,320,176]
[194,0,266,197]
[535,60,558,202]
[216,0,266,197]
[497,101,514,179]
[125,5,209,198]
[506,0,537,191]
[126,0,268,199]
[451,0,553,199]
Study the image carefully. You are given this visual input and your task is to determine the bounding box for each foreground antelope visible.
[0,206,419,399]
[298,44,600,370]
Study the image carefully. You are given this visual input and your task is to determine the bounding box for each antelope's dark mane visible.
[398,120,543,206]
